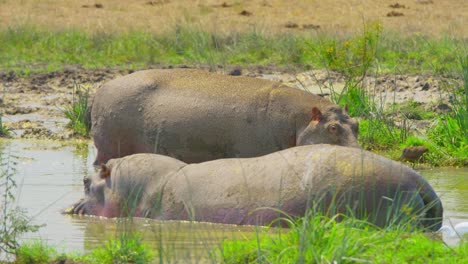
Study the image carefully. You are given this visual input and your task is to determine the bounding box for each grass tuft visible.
[84,232,154,264]
[64,84,91,138]
[0,114,10,137]
[14,240,59,264]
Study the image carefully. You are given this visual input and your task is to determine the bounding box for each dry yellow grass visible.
[0,0,466,37]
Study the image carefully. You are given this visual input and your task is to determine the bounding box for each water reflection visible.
[422,168,468,219]
[0,140,92,253]
[1,139,467,260]
[68,216,261,261]
[420,168,468,244]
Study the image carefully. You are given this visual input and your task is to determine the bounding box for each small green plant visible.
[314,22,382,78]
[331,80,409,151]
[64,84,91,137]
[85,232,154,264]
[0,114,10,137]
[332,80,376,118]
[358,119,407,150]
[396,100,436,120]
[402,136,429,148]
[14,240,59,264]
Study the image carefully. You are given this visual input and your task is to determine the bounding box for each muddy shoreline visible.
[0,66,461,140]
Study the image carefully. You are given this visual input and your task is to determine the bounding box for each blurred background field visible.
[0,0,466,36]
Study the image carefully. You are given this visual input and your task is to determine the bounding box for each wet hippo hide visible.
[66,144,443,231]
[91,69,359,165]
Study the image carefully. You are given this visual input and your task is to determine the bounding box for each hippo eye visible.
[328,124,338,133]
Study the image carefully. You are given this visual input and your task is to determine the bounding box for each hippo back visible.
[91,69,350,164]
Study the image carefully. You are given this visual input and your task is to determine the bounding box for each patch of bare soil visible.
[0,66,460,140]
[0,67,133,139]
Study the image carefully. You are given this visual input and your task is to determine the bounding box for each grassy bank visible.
[219,213,468,263]
[0,25,465,75]
[339,55,468,166]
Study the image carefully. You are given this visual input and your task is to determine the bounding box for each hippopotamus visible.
[91,69,359,165]
[64,144,443,231]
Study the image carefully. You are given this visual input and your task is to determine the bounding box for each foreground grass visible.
[0,25,465,75]
[9,214,468,264]
[14,233,153,264]
[219,214,468,264]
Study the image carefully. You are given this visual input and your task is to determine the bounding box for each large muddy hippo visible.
[65,144,443,231]
[91,69,359,165]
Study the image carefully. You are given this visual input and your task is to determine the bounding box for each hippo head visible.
[63,164,113,216]
[296,105,359,148]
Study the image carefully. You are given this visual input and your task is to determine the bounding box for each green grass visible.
[350,78,468,166]
[401,56,468,166]
[14,241,60,264]
[0,24,465,75]
[396,100,437,121]
[12,234,153,264]
[82,233,154,264]
[0,114,10,137]
[63,84,91,137]
[358,119,407,151]
[219,213,468,264]
[320,25,467,166]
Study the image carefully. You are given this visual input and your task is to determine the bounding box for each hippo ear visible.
[344,104,349,113]
[310,107,322,122]
[99,164,111,179]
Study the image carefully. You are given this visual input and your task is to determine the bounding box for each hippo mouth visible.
[62,198,88,215]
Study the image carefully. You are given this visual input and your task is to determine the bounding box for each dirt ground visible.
[0,0,466,37]
[0,66,460,139]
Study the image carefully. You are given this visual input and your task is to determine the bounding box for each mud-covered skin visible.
[65,144,443,231]
[91,69,359,165]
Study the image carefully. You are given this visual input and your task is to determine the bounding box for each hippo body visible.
[67,145,443,231]
[91,69,359,164]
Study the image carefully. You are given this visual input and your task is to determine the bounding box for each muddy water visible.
[1,140,467,260]
[0,140,264,261]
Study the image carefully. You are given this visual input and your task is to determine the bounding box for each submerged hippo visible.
[91,69,359,165]
[65,144,443,231]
